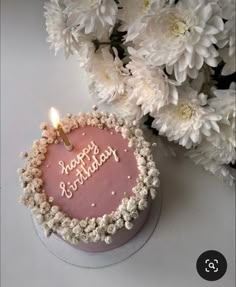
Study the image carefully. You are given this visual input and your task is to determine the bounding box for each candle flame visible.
[50,107,60,128]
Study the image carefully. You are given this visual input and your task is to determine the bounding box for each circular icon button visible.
[196,250,227,281]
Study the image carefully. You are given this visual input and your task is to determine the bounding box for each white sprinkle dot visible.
[127,175,131,179]
[20,151,28,158]
[91,203,96,207]
[82,132,86,136]
[124,149,128,152]
[67,182,71,185]
[111,191,116,196]
[152,142,157,147]
[49,197,54,203]
[110,131,113,135]
[46,164,50,168]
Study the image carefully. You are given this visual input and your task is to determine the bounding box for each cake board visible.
[32,190,162,268]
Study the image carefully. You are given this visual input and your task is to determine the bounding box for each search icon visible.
[208,262,215,269]
[197,250,227,281]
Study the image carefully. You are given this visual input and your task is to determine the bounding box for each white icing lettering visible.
[59,181,73,199]
[58,141,120,199]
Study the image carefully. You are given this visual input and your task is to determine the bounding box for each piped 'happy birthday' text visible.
[59,141,119,199]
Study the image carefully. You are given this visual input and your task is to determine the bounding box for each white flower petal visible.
[209,15,224,31]
[205,57,218,67]
[205,25,220,35]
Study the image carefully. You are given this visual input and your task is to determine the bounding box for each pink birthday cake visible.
[19,111,159,252]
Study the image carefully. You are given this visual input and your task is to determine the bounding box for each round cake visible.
[19,111,160,252]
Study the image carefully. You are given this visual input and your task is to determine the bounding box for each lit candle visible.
[49,107,73,151]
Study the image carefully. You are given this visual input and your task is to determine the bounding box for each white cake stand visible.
[32,190,162,268]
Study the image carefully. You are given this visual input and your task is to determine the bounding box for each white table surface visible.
[1,1,235,286]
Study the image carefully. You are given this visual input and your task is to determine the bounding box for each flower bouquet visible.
[44,0,236,185]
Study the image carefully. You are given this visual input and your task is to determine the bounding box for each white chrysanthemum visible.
[152,86,222,148]
[44,0,95,57]
[44,0,77,56]
[188,83,236,184]
[217,2,235,75]
[87,47,128,102]
[74,41,96,67]
[118,0,165,38]
[219,46,236,76]
[188,138,236,186]
[126,49,178,115]
[132,0,224,83]
[208,83,236,154]
[66,0,118,39]
[215,0,235,20]
[196,128,235,165]
[209,83,236,125]
[112,93,143,121]
[190,66,216,97]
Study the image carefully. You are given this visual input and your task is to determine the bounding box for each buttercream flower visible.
[130,210,139,219]
[54,211,64,221]
[72,224,82,234]
[152,86,222,148]
[50,205,60,215]
[121,126,132,138]
[132,0,224,82]
[88,47,128,102]
[79,219,88,228]
[85,224,95,233]
[122,211,131,222]
[107,224,117,235]
[150,188,158,199]
[138,199,148,210]
[116,218,124,228]
[127,198,137,212]
[65,0,118,39]
[80,233,89,243]
[40,202,51,214]
[112,211,121,220]
[39,146,47,154]
[105,235,112,244]
[102,214,110,224]
[61,217,72,227]
[140,187,149,196]
[92,232,101,242]
[126,50,178,115]
[140,147,151,157]
[35,214,44,224]
[125,221,133,230]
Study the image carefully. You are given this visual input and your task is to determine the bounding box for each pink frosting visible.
[41,126,139,219]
